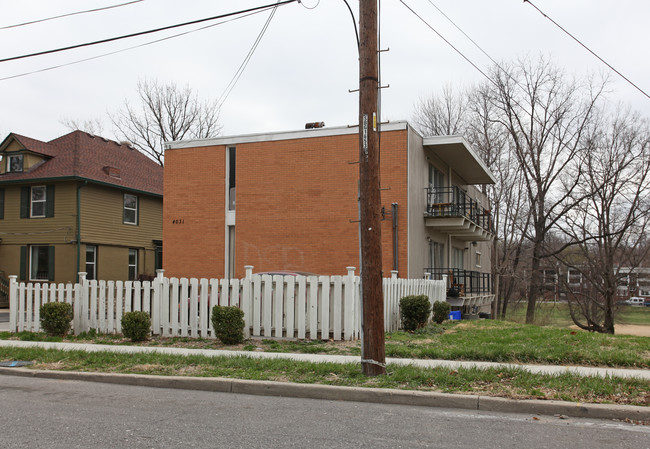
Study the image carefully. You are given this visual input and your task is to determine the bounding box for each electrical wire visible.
[0,0,144,30]
[217,3,279,109]
[524,0,650,101]
[0,0,298,64]
[398,0,492,83]
[341,0,359,53]
[0,9,271,82]
[298,0,321,10]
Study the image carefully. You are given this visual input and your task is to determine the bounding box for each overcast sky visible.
[1,0,649,142]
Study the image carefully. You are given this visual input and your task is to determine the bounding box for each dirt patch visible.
[614,325,650,337]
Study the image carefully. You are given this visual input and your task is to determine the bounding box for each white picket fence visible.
[8,266,446,341]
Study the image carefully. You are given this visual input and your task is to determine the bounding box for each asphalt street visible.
[1,375,649,449]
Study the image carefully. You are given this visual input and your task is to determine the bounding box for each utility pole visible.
[358,0,386,376]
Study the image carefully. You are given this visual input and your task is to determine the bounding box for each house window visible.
[123,193,138,225]
[31,186,47,217]
[128,248,138,280]
[7,154,23,172]
[30,246,51,281]
[0,188,4,219]
[86,246,97,280]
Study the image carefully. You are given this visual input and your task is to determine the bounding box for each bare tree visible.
[487,56,607,324]
[412,85,469,136]
[110,79,222,165]
[557,107,650,333]
[413,83,530,320]
[60,117,106,136]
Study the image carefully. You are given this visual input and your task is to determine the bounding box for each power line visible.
[524,0,650,101]
[217,3,280,109]
[0,0,144,30]
[0,9,270,82]
[0,0,298,64]
[398,0,492,83]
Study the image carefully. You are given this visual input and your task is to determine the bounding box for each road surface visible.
[0,375,648,448]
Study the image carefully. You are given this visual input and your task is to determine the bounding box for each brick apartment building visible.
[163,121,495,300]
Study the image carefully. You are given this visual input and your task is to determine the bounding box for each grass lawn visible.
[504,301,650,327]
[0,345,648,406]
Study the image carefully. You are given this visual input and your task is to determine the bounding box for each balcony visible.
[425,267,494,307]
[425,186,493,241]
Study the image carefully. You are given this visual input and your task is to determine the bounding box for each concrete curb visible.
[1,367,648,422]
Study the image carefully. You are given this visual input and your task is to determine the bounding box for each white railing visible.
[8,266,446,340]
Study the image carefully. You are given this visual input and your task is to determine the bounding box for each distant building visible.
[163,121,495,306]
[0,131,163,288]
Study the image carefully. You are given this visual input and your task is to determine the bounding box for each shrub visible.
[211,305,245,345]
[399,295,431,331]
[40,302,73,336]
[433,300,451,324]
[121,311,151,342]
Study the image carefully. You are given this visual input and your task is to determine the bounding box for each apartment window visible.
[452,247,465,270]
[86,246,97,280]
[475,251,481,268]
[31,186,47,217]
[30,246,53,281]
[428,165,444,203]
[7,154,23,172]
[123,193,138,225]
[428,241,444,271]
[128,248,138,280]
[227,146,236,210]
[20,185,54,218]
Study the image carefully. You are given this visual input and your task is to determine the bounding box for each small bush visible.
[211,305,245,345]
[433,300,451,324]
[40,302,73,336]
[400,295,431,331]
[121,311,151,342]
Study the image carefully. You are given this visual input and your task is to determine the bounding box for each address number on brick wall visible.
[171,219,185,224]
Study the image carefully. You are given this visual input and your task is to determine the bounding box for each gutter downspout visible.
[76,181,88,281]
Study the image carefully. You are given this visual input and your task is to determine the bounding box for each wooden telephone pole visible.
[358,0,386,376]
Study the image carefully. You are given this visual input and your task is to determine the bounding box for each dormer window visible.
[7,154,23,172]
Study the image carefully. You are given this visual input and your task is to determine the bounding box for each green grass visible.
[505,301,650,327]
[0,346,647,406]
[384,320,650,368]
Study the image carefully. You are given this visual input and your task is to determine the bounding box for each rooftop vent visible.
[305,122,325,129]
[103,166,121,179]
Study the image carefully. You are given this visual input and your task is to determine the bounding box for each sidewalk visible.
[1,339,649,422]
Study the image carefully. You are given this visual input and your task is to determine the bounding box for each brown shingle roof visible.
[0,131,163,196]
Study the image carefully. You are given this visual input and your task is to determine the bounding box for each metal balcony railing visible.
[425,186,493,232]
[424,268,492,296]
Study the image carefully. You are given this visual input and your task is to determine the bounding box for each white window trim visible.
[30,185,46,218]
[475,251,481,268]
[7,154,23,172]
[128,248,138,280]
[123,193,138,225]
[86,245,97,280]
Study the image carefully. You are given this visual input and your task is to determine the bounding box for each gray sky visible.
[1,0,649,142]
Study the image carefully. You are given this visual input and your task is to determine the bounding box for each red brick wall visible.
[163,145,226,279]
[163,128,410,279]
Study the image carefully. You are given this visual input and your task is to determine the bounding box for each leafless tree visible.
[413,83,530,320]
[110,79,222,165]
[60,117,106,136]
[412,84,469,136]
[557,107,650,333]
[487,56,607,324]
